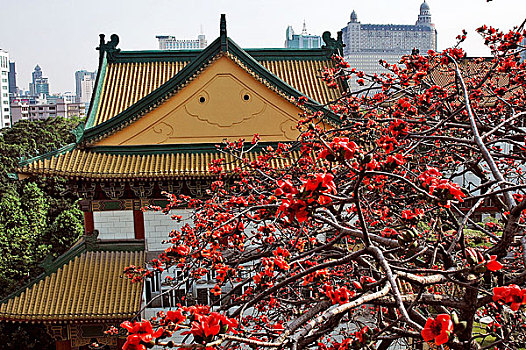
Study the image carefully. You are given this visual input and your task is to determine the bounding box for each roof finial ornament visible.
[322,31,345,57]
[97,34,120,62]
[220,14,228,52]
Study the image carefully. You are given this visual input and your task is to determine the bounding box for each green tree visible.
[0,117,85,349]
[0,117,85,296]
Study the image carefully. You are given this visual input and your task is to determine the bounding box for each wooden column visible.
[84,211,94,234]
[133,210,145,239]
[80,200,94,234]
[55,340,72,350]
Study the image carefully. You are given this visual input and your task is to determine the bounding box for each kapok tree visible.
[117,22,526,350]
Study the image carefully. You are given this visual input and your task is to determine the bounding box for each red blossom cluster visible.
[120,306,238,349]
[121,320,164,350]
[418,167,466,207]
[493,285,526,311]
[322,284,355,305]
[318,137,360,162]
[275,173,337,222]
[421,314,454,346]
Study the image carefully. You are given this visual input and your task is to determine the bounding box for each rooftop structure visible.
[285,22,322,49]
[156,33,207,50]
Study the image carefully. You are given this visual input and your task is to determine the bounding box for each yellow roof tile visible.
[19,150,302,180]
[0,251,144,323]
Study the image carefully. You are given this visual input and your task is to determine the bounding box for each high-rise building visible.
[75,70,97,104]
[285,22,322,49]
[0,49,11,128]
[8,61,17,96]
[156,34,207,50]
[29,65,50,97]
[341,1,437,91]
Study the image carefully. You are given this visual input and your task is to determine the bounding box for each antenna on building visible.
[302,20,308,35]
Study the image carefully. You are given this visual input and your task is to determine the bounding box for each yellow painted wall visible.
[96,56,305,146]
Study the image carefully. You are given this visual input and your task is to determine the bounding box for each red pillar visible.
[133,210,145,239]
[55,340,72,350]
[84,211,94,234]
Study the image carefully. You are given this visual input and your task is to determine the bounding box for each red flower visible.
[301,173,337,194]
[493,285,526,311]
[184,313,221,339]
[325,286,355,305]
[401,208,423,220]
[210,284,222,296]
[166,310,186,325]
[275,179,298,196]
[486,255,503,272]
[466,248,502,272]
[319,137,359,161]
[121,320,164,350]
[165,245,190,257]
[277,198,309,222]
[182,312,238,342]
[421,314,453,345]
[274,256,290,270]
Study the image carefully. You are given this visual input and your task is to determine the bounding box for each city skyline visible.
[1,0,525,93]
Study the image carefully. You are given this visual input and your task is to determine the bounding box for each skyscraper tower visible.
[8,62,17,96]
[29,65,49,98]
[0,49,11,128]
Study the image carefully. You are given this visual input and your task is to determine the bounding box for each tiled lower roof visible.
[18,149,303,180]
[0,250,144,323]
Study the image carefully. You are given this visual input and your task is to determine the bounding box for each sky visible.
[1,0,525,94]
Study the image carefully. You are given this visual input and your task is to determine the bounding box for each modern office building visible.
[29,65,50,98]
[8,61,17,96]
[156,34,207,50]
[75,70,97,104]
[0,49,11,128]
[80,74,95,105]
[285,22,322,49]
[341,1,437,91]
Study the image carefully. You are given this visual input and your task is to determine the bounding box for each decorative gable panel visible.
[95,56,303,146]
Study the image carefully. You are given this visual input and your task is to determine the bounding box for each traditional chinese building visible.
[0,15,344,350]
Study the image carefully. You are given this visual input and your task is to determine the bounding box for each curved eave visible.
[16,148,305,182]
[0,313,138,324]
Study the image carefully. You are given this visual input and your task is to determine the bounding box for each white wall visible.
[144,209,193,251]
[93,210,134,240]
